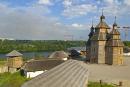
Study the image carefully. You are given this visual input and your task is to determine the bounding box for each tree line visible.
[0,40,129,53]
[0,40,86,53]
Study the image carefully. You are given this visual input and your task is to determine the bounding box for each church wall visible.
[106,47,123,65]
[90,41,98,63]
[112,47,123,65]
[97,41,106,64]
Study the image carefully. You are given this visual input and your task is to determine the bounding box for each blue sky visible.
[0,0,129,40]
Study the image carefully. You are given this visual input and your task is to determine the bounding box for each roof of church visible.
[88,26,95,37]
[95,21,110,29]
[95,13,110,29]
[91,32,106,41]
[110,29,120,35]
[106,40,124,47]
[106,21,124,47]
[6,50,23,57]
[22,59,89,87]
[23,59,64,72]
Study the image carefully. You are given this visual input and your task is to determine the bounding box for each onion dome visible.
[95,10,110,29]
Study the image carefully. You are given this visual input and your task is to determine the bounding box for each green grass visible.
[88,81,116,87]
[0,61,7,67]
[0,72,30,87]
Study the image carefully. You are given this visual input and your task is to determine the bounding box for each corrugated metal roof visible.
[22,59,89,87]
[6,50,23,57]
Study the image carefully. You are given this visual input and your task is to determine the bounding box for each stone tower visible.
[90,12,110,63]
[106,17,124,65]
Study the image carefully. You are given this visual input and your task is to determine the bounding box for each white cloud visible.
[72,23,83,28]
[62,4,97,18]
[63,0,72,7]
[38,0,52,5]
[0,3,89,40]
[124,0,130,6]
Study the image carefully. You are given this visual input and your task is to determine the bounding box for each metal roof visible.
[6,50,23,57]
[22,59,89,87]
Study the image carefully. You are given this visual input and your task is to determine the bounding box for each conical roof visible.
[106,20,124,47]
[110,29,120,35]
[106,40,124,47]
[95,21,110,29]
[91,32,106,41]
[49,51,68,59]
[6,50,23,57]
[95,12,110,29]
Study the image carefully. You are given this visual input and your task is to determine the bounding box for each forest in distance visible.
[0,40,86,53]
[0,40,130,53]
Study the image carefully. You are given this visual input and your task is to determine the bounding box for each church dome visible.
[100,15,105,20]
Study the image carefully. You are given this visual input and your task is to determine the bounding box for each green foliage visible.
[0,72,30,87]
[88,82,116,87]
[0,40,86,53]
[124,41,130,47]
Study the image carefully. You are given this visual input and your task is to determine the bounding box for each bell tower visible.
[90,10,110,63]
[106,17,124,65]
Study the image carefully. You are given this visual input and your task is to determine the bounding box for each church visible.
[86,12,124,65]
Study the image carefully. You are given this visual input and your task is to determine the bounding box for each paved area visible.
[85,56,130,87]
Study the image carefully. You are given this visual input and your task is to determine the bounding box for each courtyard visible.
[85,56,130,87]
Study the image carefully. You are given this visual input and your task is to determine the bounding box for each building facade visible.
[86,13,124,65]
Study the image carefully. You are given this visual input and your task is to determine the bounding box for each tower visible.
[86,21,95,61]
[6,50,23,72]
[106,17,124,65]
[90,11,110,63]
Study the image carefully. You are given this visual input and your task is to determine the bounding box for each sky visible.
[0,0,130,40]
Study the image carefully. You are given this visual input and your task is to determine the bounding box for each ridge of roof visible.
[6,50,23,57]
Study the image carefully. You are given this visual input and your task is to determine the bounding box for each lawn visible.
[0,72,30,87]
[88,81,116,87]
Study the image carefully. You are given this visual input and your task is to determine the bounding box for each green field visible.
[0,72,30,87]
